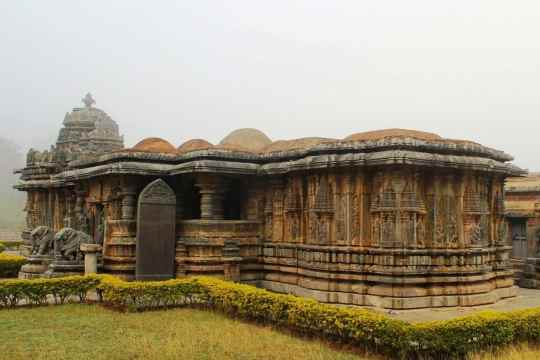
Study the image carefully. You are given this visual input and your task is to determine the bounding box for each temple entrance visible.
[510,218,528,259]
[136,179,177,280]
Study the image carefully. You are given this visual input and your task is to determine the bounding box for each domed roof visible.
[177,139,213,153]
[344,129,442,142]
[219,128,272,152]
[133,138,176,153]
[263,137,336,153]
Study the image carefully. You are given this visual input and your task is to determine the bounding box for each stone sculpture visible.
[53,228,93,261]
[30,226,55,255]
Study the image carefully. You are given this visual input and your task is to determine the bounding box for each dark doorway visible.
[136,179,177,280]
[510,218,528,259]
[224,179,245,220]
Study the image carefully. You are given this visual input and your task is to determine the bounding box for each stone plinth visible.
[520,257,540,289]
[18,255,54,279]
[44,258,84,278]
[80,243,102,275]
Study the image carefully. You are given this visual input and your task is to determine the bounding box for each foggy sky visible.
[1,1,539,171]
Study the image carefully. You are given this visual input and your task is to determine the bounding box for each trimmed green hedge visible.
[3,274,540,359]
[0,241,23,250]
[0,275,102,306]
[0,253,27,278]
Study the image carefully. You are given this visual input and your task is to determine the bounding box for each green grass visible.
[0,305,367,360]
[2,304,540,360]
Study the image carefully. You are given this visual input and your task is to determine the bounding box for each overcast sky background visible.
[1,1,539,171]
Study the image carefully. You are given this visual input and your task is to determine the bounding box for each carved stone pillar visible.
[121,187,137,220]
[80,243,102,275]
[270,178,285,242]
[196,175,226,220]
[63,188,74,228]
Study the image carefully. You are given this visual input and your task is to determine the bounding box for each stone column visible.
[196,175,226,220]
[63,188,74,228]
[121,186,137,220]
[80,243,102,275]
[74,189,88,232]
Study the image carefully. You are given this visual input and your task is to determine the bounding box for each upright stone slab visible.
[136,179,176,280]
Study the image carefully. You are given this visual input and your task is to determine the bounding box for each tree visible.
[0,138,25,230]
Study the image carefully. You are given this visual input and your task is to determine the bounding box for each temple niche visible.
[15,108,526,309]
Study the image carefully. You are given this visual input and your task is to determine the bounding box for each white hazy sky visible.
[1,1,539,171]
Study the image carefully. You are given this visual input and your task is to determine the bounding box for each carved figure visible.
[469,222,482,246]
[498,221,509,245]
[30,226,55,255]
[53,228,93,261]
[76,208,90,234]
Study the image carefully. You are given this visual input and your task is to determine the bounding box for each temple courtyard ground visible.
[381,288,540,323]
[1,304,540,360]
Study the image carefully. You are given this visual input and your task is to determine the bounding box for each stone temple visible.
[15,94,526,309]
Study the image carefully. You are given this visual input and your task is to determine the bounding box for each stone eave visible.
[57,160,260,181]
[13,180,75,191]
[259,150,523,176]
[17,148,523,184]
[505,211,536,218]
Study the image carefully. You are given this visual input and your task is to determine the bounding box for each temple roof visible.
[17,127,525,188]
[219,128,272,152]
[177,139,213,153]
[133,137,176,153]
[344,129,442,142]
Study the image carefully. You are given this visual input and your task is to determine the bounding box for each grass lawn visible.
[0,305,365,360]
[1,304,539,360]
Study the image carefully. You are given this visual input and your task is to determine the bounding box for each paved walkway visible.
[380,288,540,323]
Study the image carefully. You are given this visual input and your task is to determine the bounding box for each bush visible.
[0,243,5,253]
[0,241,23,250]
[0,275,102,307]
[98,276,206,311]
[0,253,26,278]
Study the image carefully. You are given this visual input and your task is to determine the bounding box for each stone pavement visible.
[378,288,540,323]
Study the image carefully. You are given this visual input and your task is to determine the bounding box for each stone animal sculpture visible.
[30,226,55,256]
[53,228,93,261]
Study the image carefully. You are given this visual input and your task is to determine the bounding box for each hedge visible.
[3,274,540,359]
[0,253,27,278]
[0,275,102,307]
[0,241,24,250]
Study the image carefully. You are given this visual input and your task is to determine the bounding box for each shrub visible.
[0,253,27,278]
[0,275,102,307]
[0,241,23,250]
[0,243,5,253]
[97,276,206,311]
